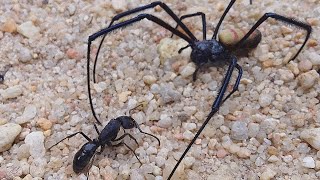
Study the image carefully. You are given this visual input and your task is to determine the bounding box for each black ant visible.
[49,111,160,177]
[86,0,311,179]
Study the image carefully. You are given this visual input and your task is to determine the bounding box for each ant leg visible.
[235,13,311,62]
[221,63,243,104]
[192,66,201,82]
[93,124,100,135]
[171,12,207,40]
[110,141,142,164]
[133,121,160,146]
[48,132,92,150]
[113,133,139,146]
[212,0,237,39]
[168,57,239,180]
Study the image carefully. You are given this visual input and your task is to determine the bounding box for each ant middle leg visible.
[49,132,92,150]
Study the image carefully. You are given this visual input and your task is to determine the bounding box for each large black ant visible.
[49,108,160,177]
[86,0,311,179]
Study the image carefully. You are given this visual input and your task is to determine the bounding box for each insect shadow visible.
[87,0,311,179]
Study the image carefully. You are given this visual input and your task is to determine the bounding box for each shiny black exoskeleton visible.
[86,0,312,179]
[49,116,160,174]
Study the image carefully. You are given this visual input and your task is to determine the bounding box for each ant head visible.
[118,116,137,129]
[191,40,225,66]
[73,141,98,174]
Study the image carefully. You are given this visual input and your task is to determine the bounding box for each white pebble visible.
[18,46,32,63]
[0,85,23,99]
[183,156,195,168]
[15,104,37,124]
[180,63,196,78]
[259,93,273,107]
[231,121,248,141]
[183,122,197,131]
[17,21,40,39]
[300,128,320,150]
[0,123,22,152]
[307,51,320,65]
[24,131,45,158]
[158,114,172,128]
[93,82,107,93]
[183,130,194,140]
[302,157,315,168]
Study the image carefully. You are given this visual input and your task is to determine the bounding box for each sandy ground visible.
[0,0,320,179]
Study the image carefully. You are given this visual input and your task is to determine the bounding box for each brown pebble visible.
[36,118,52,131]
[1,18,17,33]
[267,146,278,155]
[66,49,79,59]
[307,39,318,47]
[262,60,274,68]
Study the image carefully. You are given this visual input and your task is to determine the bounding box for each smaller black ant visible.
[49,111,160,176]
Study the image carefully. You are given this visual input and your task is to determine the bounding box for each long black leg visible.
[108,1,196,41]
[113,133,139,146]
[212,0,236,39]
[88,14,193,125]
[235,13,311,61]
[133,121,161,146]
[49,132,92,150]
[168,57,239,179]
[171,12,207,40]
[110,141,142,164]
[92,2,197,83]
[221,63,243,103]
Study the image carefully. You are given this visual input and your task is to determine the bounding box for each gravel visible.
[0,0,319,179]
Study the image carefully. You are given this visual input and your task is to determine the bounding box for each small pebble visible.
[15,104,37,124]
[307,51,320,65]
[36,118,52,131]
[302,156,315,168]
[17,21,40,39]
[231,121,248,141]
[268,155,280,162]
[118,91,132,103]
[0,123,22,152]
[298,59,313,72]
[260,168,277,180]
[158,114,172,128]
[259,93,273,107]
[24,131,45,158]
[180,63,195,78]
[0,85,23,99]
[297,70,319,89]
[300,128,320,150]
[183,130,194,140]
[1,18,17,33]
[143,75,157,85]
